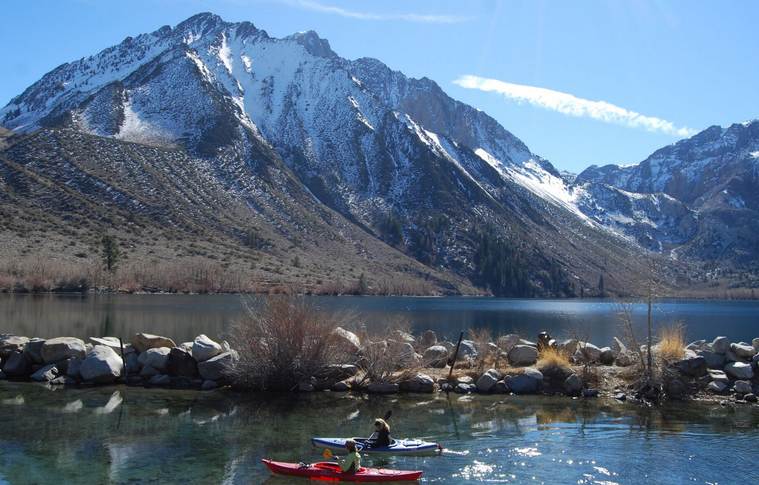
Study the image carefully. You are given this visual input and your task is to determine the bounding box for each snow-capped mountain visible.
[1,13,711,294]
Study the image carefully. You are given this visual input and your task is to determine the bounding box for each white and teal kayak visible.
[312,437,441,455]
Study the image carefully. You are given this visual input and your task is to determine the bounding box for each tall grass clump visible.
[657,323,685,362]
[537,346,571,370]
[225,296,344,391]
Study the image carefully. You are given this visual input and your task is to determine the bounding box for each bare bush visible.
[657,322,686,362]
[225,296,345,391]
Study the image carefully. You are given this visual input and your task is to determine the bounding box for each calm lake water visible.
[1,382,758,484]
[1,294,758,345]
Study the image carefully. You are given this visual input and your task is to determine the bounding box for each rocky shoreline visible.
[1,330,758,406]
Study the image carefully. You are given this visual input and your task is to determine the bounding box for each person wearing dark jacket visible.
[367,418,391,448]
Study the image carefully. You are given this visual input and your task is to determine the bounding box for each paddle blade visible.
[322,448,333,459]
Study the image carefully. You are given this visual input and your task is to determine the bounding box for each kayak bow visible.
[312,437,440,455]
[262,459,423,482]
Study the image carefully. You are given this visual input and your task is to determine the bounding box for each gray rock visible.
[476,369,501,393]
[192,334,223,362]
[599,347,615,365]
[387,340,417,367]
[331,327,361,354]
[725,361,754,380]
[41,337,86,364]
[125,352,140,374]
[331,381,350,392]
[563,373,583,395]
[456,375,474,385]
[367,382,399,394]
[725,348,740,363]
[707,369,729,383]
[148,374,171,386]
[494,380,509,393]
[201,379,218,391]
[31,363,58,382]
[23,338,46,364]
[507,345,538,366]
[505,368,543,394]
[611,337,628,354]
[457,340,478,359]
[166,347,198,377]
[422,345,449,367]
[399,373,436,393]
[674,351,707,377]
[615,351,636,367]
[707,380,727,393]
[131,333,176,353]
[50,375,77,386]
[89,337,124,351]
[418,330,437,348]
[66,357,82,379]
[519,339,537,347]
[731,343,755,360]
[140,365,160,378]
[297,381,314,392]
[582,388,599,398]
[0,370,5,380]
[734,380,753,395]
[745,393,757,403]
[558,338,579,355]
[665,378,688,400]
[0,335,29,358]
[80,345,123,383]
[197,351,235,381]
[137,347,171,372]
[580,343,602,362]
[2,351,32,378]
[696,350,726,369]
[497,334,521,352]
[753,337,759,353]
[685,340,707,351]
[712,336,730,354]
[454,383,476,393]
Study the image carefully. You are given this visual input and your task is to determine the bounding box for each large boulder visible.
[725,361,754,380]
[673,351,707,377]
[612,337,628,354]
[696,350,726,369]
[137,347,171,372]
[80,346,123,384]
[730,343,755,360]
[599,347,615,365]
[386,340,417,367]
[476,369,501,393]
[399,373,436,393]
[707,380,727,393]
[89,337,125,351]
[712,336,730,354]
[367,382,399,394]
[0,335,29,358]
[166,347,198,377]
[580,343,602,362]
[422,345,449,368]
[615,351,637,367]
[418,330,437,348]
[41,337,86,363]
[505,368,543,394]
[192,334,223,362]
[30,363,59,382]
[558,339,579,355]
[563,373,583,395]
[23,338,46,364]
[330,327,361,358]
[685,340,708,351]
[455,340,478,359]
[753,337,759,353]
[707,369,729,383]
[734,380,753,395]
[197,351,235,381]
[66,357,83,379]
[507,345,538,367]
[131,333,176,353]
[497,334,521,352]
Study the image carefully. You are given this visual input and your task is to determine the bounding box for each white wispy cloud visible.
[289,0,472,24]
[453,75,695,137]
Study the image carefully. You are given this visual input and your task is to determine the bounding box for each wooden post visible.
[447,331,464,381]
[118,337,127,383]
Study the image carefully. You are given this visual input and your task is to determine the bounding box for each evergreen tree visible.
[101,235,120,273]
[598,274,606,297]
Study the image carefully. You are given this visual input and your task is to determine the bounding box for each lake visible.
[0,382,757,484]
[1,294,757,346]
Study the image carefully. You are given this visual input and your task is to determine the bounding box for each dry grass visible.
[537,346,571,369]
[225,295,345,391]
[657,323,685,361]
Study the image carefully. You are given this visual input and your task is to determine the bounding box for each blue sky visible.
[2,0,758,172]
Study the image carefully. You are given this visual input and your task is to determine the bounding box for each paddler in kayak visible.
[339,439,361,473]
[366,418,391,448]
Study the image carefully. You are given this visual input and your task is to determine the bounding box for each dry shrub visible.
[657,323,685,361]
[468,327,496,373]
[225,295,344,391]
[537,346,571,370]
[357,339,420,385]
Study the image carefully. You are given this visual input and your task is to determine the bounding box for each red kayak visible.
[262,459,423,482]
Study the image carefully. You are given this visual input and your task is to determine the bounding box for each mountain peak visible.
[286,30,336,58]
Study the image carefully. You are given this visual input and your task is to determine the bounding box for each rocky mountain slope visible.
[0,13,695,295]
[576,121,759,284]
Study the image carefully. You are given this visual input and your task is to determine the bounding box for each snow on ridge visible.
[750,151,759,159]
